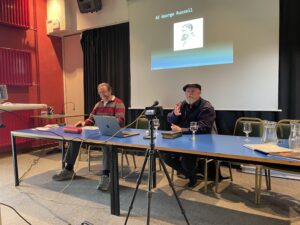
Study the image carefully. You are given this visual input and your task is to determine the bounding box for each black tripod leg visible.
[152,152,156,188]
[147,150,154,225]
[157,151,190,225]
[124,149,150,225]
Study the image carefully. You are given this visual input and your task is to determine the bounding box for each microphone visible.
[150,100,159,107]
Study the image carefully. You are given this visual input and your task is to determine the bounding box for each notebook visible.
[161,131,182,139]
[93,115,139,138]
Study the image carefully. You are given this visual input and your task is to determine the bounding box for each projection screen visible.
[129,0,279,110]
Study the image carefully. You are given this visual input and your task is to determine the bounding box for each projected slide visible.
[149,6,234,71]
[174,18,203,51]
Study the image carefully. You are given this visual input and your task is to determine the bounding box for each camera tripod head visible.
[144,106,163,120]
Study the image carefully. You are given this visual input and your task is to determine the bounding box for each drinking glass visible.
[153,118,160,136]
[190,122,198,141]
[243,122,252,142]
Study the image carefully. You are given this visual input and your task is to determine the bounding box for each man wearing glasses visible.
[52,83,125,191]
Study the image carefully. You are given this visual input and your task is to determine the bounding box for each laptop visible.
[93,115,139,138]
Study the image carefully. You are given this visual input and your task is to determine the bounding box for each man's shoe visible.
[187,176,197,187]
[52,169,75,181]
[96,175,110,191]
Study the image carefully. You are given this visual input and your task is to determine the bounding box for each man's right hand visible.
[171,123,182,132]
[174,102,182,116]
[75,121,84,127]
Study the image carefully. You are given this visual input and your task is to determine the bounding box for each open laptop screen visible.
[93,115,139,137]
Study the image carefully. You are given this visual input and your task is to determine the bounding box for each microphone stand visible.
[124,118,190,225]
[62,102,75,114]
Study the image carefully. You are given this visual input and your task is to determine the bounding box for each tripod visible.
[124,119,190,225]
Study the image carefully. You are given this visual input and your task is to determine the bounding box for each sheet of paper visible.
[244,143,293,153]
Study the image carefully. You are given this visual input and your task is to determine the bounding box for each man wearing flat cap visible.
[162,83,216,187]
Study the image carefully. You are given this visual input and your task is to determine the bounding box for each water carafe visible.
[262,121,278,144]
[288,122,300,149]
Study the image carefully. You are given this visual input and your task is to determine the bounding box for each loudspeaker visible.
[77,0,102,13]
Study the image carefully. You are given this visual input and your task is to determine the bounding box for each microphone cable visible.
[103,100,160,143]
[15,103,156,191]
[0,202,31,225]
[102,109,146,143]
[19,128,67,182]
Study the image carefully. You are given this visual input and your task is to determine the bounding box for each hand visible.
[171,123,182,132]
[174,102,182,116]
[75,121,84,127]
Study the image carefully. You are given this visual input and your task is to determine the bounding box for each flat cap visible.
[182,83,201,91]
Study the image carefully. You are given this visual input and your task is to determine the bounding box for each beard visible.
[186,97,198,105]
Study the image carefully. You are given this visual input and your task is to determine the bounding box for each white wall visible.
[63,34,84,124]
[47,0,128,35]
[47,0,76,36]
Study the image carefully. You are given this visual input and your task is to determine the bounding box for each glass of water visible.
[190,122,198,141]
[153,118,160,136]
[243,122,252,142]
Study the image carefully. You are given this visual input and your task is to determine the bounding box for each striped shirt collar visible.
[102,95,115,106]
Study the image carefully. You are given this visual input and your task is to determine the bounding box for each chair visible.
[135,116,149,129]
[170,121,225,193]
[198,121,234,193]
[81,144,136,174]
[276,119,299,139]
[256,119,300,204]
[119,116,150,177]
[215,117,265,199]
[233,117,264,137]
[86,116,150,177]
[80,117,146,175]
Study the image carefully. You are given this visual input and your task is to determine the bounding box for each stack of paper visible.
[244,143,293,154]
[244,143,300,159]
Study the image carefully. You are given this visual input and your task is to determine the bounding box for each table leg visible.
[255,165,262,204]
[11,134,19,186]
[61,140,66,169]
[110,145,120,216]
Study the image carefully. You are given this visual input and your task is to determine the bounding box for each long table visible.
[11,126,300,216]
